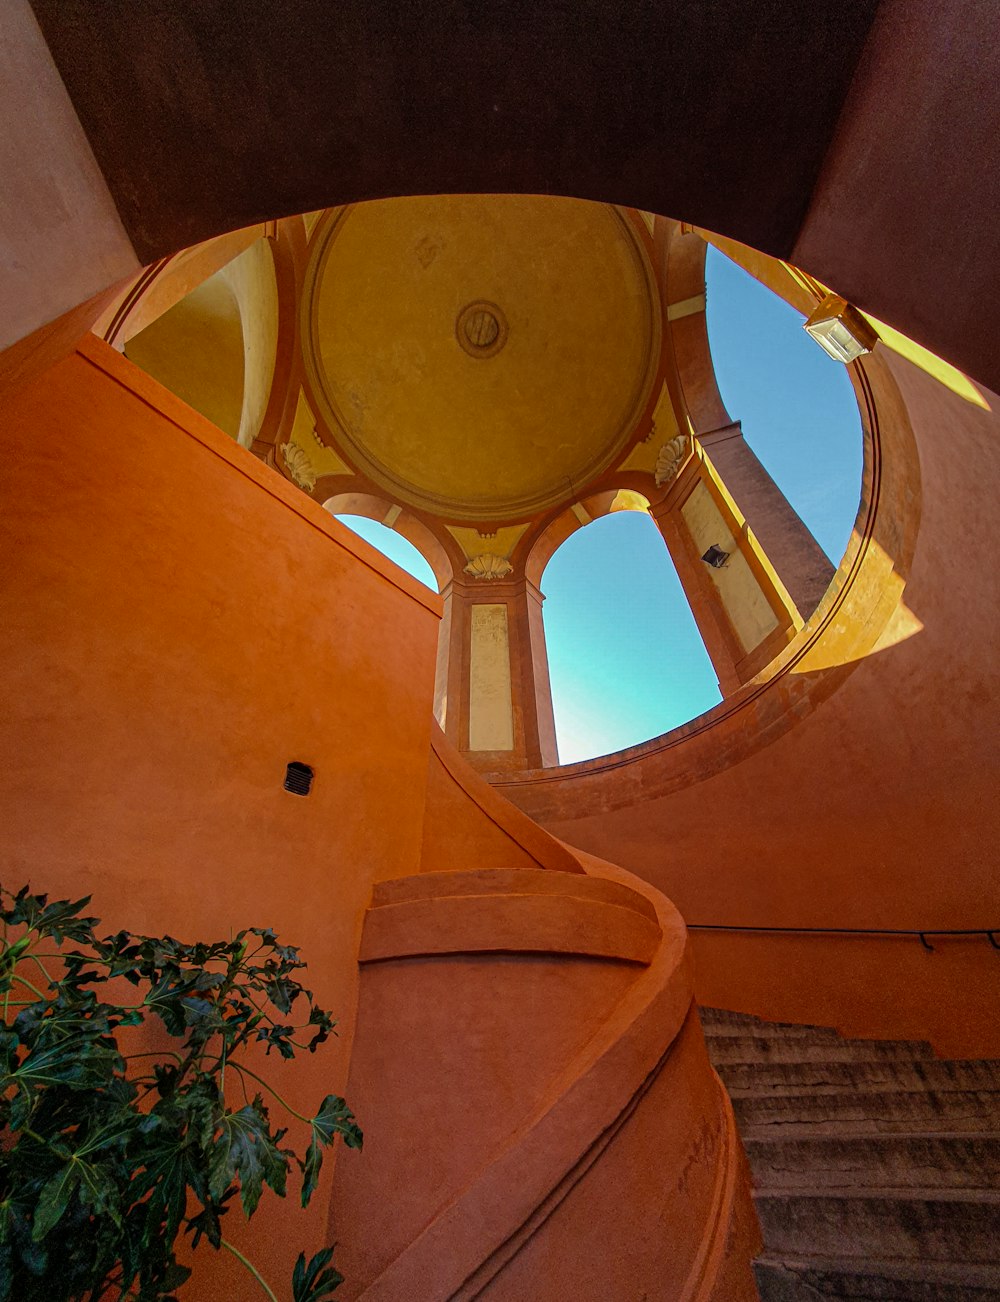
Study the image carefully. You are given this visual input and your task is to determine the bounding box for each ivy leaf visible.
[130,1124,200,1245]
[76,1110,142,1158]
[0,936,32,990]
[256,1022,297,1058]
[300,1096,362,1209]
[31,1164,81,1240]
[292,1247,344,1301]
[209,1099,289,1216]
[306,1006,337,1053]
[63,1156,123,1231]
[37,896,100,945]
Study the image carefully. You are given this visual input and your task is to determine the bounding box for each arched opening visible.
[332,515,438,592]
[124,273,246,440]
[121,237,279,448]
[541,510,721,763]
[705,245,863,565]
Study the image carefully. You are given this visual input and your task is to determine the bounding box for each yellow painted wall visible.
[469,604,515,750]
[681,481,779,654]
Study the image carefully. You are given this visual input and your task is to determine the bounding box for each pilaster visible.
[435,572,558,773]
[698,423,835,618]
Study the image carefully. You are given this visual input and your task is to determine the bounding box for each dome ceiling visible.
[302,195,661,523]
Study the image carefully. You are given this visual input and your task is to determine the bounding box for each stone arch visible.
[321,491,453,592]
[122,273,246,441]
[106,225,288,451]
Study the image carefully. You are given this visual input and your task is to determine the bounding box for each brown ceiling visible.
[26,0,1000,393]
[29,0,877,262]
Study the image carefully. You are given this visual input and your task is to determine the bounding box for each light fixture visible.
[284,761,314,796]
[701,544,730,569]
[803,293,879,364]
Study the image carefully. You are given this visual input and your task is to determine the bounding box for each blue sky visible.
[337,247,862,764]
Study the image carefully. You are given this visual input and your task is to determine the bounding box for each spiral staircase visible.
[702,1007,1000,1301]
[329,866,761,1300]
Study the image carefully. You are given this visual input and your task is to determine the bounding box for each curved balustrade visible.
[329,859,759,1300]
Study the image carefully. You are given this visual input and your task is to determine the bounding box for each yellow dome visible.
[302,195,660,522]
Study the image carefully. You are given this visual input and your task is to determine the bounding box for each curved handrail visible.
[687,922,1000,952]
[352,853,751,1300]
[427,722,584,875]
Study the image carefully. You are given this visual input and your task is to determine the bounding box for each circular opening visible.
[455,300,508,359]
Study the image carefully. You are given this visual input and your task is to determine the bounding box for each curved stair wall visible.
[0,335,764,1297]
[330,861,760,1300]
[498,339,1000,1060]
[0,337,449,1298]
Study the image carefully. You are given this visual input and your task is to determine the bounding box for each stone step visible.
[743,1134,1000,1192]
[700,1006,795,1029]
[755,1254,1000,1301]
[702,1017,845,1041]
[734,1089,1000,1138]
[754,1189,1000,1264]
[705,1032,937,1064]
[719,1057,1000,1097]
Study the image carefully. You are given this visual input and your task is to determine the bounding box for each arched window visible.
[542,510,721,764]
[334,515,438,592]
[705,246,863,565]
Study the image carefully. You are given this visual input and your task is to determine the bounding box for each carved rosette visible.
[279,441,318,492]
[654,434,690,487]
[463,554,514,581]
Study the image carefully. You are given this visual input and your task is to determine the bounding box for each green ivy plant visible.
[0,886,363,1302]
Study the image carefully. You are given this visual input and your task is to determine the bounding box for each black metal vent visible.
[284,762,314,796]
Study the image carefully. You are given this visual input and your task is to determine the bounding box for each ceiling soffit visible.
[301,196,662,524]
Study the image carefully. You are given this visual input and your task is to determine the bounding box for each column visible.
[650,445,802,693]
[697,423,835,619]
[434,572,558,772]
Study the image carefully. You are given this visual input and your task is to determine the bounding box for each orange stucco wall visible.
[331,862,758,1300]
[505,352,1000,1059]
[1,337,760,1298]
[0,336,442,1295]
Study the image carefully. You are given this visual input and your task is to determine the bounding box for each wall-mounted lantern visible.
[701,544,730,569]
[803,294,879,364]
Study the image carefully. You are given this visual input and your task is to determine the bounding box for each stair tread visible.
[735,1087,1000,1122]
[754,1185,1000,1203]
[756,1253,1000,1287]
[747,1131,1000,1143]
[743,1133,1000,1190]
[707,1038,939,1062]
[706,1008,1000,1290]
[719,1059,1000,1096]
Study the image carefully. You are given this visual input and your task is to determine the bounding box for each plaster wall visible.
[511,353,1000,1058]
[330,856,759,1300]
[0,336,442,1295]
[220,236,279,448]
[124,274,246,437]
[468,604,515,751]
[0,0,138,351]
[681,480,780,652]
